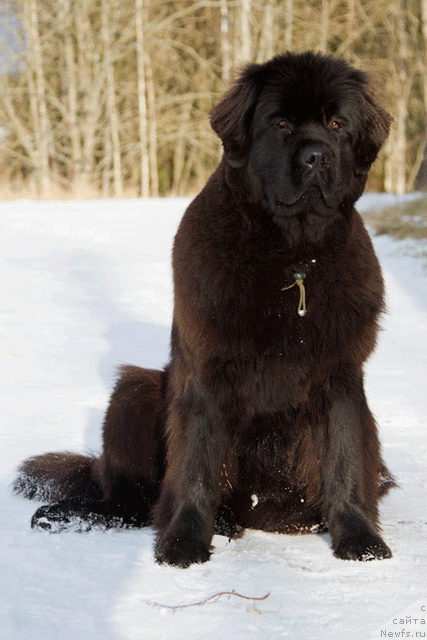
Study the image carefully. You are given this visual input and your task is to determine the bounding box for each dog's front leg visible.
[321,364,392,561]
[154,380,228,567]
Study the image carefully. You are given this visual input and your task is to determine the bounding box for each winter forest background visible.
[0,0,426,201]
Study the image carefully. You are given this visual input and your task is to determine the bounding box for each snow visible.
[0,194,426,640]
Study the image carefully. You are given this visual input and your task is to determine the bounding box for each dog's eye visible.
[277,119,290,130]
[330,120,341,131]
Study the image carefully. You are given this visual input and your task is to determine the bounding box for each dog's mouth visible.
[274,184,336,216]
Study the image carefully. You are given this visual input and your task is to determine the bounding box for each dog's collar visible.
[282,272,307,317]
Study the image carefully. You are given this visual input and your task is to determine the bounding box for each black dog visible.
[15,51,395,566]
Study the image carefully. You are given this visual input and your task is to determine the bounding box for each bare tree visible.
[101,0,122,197]
[285,0,293,50]
[384,0,412,195]
[257,1,275,62]
[75,0,103,183]
[145,31,159,196]
[319,0,329,53]
[171,101,192,195]
[347,0,355,32]
[237,0,251,66]
[24,0,50,196]
[135,0,150,197]
[220,0,231,85]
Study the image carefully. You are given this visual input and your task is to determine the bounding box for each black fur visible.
[14,52,395,566]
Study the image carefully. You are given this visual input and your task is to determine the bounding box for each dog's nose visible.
[299,145,330,169]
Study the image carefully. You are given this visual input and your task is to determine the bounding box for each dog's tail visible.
[13,452,101,503]
[13,365,167,507]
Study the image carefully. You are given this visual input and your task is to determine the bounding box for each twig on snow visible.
[146,589,271,611]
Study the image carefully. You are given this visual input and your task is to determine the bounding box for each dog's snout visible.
[299,145,330,170]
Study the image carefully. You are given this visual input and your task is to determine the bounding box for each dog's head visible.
[210,52,392,221]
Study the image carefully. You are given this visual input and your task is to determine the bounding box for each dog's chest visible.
[265,257,318,319]
[245,258,320,345]
[242,255,361,360]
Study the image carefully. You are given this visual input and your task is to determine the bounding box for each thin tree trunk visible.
[395,3,408,195]
[285,0,293,50]
[257,1,274,62]
[135,0,150,197]
[347,0,355,33]
[76,0,98,180]
[24,11,39,165]
[66,40,79,181]
[101,0,122,198]
[172,101,191,194]
[384,2,408,195]
[25,0,50,197]
[319,0,329,53]
[220,0,231,85]
[103,125,111,197]
[419,0,427,189]
[384,98,407,196]
[145,38,159,197]
[238,0,251,65]
[393,93,407,195]
[61,0,80,184]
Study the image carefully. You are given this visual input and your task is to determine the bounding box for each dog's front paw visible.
[155,534,210,567]
[335,532,392,561]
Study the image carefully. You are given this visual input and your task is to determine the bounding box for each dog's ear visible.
[355,89,393,175]
[210,64,264,168]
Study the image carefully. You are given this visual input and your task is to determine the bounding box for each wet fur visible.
[15,52,395,565]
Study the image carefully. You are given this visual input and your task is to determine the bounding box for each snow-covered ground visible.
[0,194,426,640]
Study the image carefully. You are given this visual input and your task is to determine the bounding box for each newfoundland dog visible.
[15,51,395,566]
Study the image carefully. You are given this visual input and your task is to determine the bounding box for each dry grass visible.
[362,196,427,240]
[0,179,139,201]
